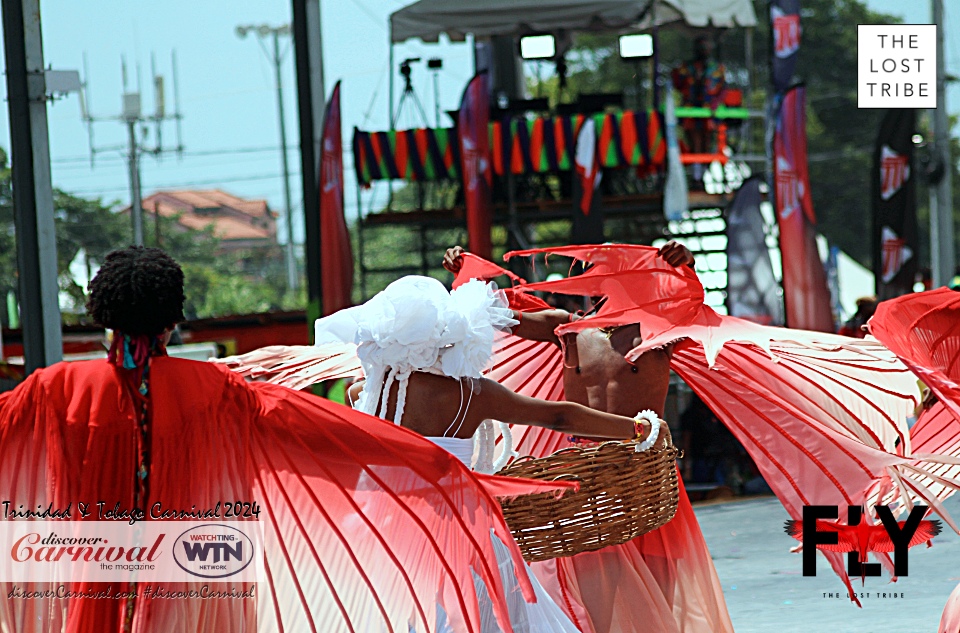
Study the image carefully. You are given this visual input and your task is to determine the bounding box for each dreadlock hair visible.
[86,246,185,337]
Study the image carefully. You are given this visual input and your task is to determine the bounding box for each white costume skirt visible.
[427,532,580,633]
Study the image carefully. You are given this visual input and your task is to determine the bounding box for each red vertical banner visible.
[458,73,493,260]
[320,81,354,316]
[774,86,834,332]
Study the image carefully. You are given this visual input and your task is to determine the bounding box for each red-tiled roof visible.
[134,189,277,244]
[177,214,271,240]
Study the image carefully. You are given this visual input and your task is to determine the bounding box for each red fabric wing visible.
[491,245,949,603]
[0,359,576,633]
[871,288,960,424]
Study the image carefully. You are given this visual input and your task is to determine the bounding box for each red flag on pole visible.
[458,73,493,260]
[774,86,834,332]
[319,81,353,316]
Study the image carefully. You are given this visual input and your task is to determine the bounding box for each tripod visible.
[392,58,429,129]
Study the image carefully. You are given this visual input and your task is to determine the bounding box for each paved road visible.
[694,495,960,632]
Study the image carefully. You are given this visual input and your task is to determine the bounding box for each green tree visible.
[53,190,128,316]
[140,213,297,319]
[0,150,15,326]
[0,151,297,325]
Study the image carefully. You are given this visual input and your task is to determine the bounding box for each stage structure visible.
[352,0,761,314]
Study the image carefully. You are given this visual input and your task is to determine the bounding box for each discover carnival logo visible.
[173,524,254,579]
[0,521,262,583]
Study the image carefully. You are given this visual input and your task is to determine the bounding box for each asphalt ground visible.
[694,494,960,632]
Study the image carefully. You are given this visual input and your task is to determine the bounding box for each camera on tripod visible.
[400,57,421,84]
[394,57,444,128]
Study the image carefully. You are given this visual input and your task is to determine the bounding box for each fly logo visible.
[772,8,800,58]
[785,505,940,581]
[173,524,255,579]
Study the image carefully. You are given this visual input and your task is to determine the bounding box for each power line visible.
[50,144,302,164]
[65,171,301,196]
[346,0,386,31]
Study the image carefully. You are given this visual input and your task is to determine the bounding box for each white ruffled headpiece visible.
[314,276,517,427]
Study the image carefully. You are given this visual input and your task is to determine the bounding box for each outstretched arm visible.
[511,309,571,345]
[474,377,652,441]
[443,245,571,345]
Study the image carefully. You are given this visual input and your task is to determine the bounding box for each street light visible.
[237,23,298,292]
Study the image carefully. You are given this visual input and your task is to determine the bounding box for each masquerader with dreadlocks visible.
[0,246,585,633]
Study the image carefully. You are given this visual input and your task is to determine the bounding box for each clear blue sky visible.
[0,0,475,245]
[0,0,950,246]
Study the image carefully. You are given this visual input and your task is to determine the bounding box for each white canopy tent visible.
[635,0,757,30]
[390,0,756,44]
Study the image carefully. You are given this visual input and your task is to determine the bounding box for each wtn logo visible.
[181,540,243,564]
[784,505,941,580]
[173,524,255,579]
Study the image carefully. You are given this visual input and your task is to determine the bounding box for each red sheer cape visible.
[477,245,951,607]
[219,250,958,610]
[868,289,960,632]
[0,357,573,633]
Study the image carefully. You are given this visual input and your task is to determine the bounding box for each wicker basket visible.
[496,430,680,563]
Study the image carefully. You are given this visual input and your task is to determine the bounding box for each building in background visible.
[128,189,277,253]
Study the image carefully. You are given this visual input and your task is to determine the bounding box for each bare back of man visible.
[562,325,673,417]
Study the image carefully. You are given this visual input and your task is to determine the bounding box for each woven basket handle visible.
[656,423,673,450]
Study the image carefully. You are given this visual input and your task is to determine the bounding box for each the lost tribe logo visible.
[785,505,941,581]
[173,524,254,579]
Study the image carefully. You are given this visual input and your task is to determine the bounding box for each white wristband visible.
[634,410,661,453]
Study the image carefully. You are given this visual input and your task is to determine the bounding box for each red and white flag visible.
[872,110,918,299]
[319,81,353,316]
[773,86,834,332]
[880,144,910,201]
[458,73,493,259]
[880,225,913,283]
[574,118,602,215]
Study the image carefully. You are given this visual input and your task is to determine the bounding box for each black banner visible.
[726,177,784,325]
[872,109,918,300]
[771,0,801,93]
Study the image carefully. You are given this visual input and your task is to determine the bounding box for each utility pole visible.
[931,0,955,287]
[124,94,145,245]
[81,54,184,246]
[292,0,327,339]
[237,24,298,293]
[2,0,65,371]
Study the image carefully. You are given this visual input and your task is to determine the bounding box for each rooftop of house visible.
[135,189,277,242]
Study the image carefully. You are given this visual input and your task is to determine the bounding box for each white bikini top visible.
[424,436,475,466]
[347,370,516,474]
